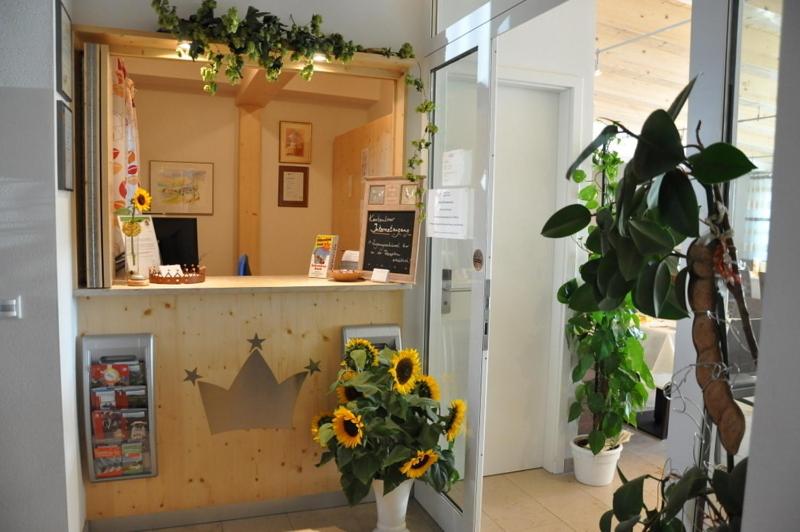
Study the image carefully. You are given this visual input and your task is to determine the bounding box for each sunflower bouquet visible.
[312,338,466,505]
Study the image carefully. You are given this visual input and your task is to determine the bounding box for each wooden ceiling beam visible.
[235,67,296,108]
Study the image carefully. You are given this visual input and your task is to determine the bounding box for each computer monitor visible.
[152,217,199,266]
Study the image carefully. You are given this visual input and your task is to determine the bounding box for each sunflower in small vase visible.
[116,187,152,285]
[312,339,466,514]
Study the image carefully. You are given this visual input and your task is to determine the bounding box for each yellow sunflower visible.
[415,374,441,401]
[445,399,467,441]
[133,187,152,212]
[310,412,332,445]
[389,349,422,394]
[332,406,364,448]
[335,371,363,404]
[344,337,381,366]
[400,449,439,479]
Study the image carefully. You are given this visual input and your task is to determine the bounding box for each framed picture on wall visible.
[279,121,312,164]
[278,165,309,207]
[57,101,74,191]
[56,0,73,102]
[149,161,214,215]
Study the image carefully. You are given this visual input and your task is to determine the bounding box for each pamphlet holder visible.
[80,333,157,482]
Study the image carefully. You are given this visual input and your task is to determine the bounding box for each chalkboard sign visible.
[358,179,421,283]
[362,210,416,274]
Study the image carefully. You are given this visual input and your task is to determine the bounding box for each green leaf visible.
[350,349,367,370]
[602,412,623,439]
[689,143,757,184]
[579,183,598,201]
[382,447,413,469]
[568,283,600,312]
[615,516,640,532]
[566,124,619,180]
[352,454,382,485]
[572,168,587,183]
[557,278,578,304]
[541,204,592,238]
[663,467,708,520]
[658,169,699,236]
[588,430,606,455]
[316,450,335,467]
[674,267,689,313]
[653,258,675,316]
[572,353,594,383]
[629,110,685,184]
[614,237,644,282]
[336,446,354,468]
[613,475,645,520]
[628,219,674,256]
[633,261,659,317]
[586,228,603,254]
[599,510,614,532]
[667,76,697,121]
[568,401,583,422]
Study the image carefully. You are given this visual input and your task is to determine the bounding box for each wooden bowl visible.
[330,269,364,282]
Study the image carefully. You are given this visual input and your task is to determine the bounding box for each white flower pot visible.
[372,478,413,532]
[571,436,623,486]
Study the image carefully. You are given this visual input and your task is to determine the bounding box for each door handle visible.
[441,269,452,315]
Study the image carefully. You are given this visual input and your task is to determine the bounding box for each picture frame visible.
[278,165,309,207]
[400,184,419,205]
[148,161,214,215]
[57,101,74,191]
[56,0,73,102]
[368,185,386,205]
[279,121,312,164]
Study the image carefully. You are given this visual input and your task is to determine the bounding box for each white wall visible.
[72,0,428,53]
[0,0,83,530]
[741,1,800,527]
[136,88,238,276]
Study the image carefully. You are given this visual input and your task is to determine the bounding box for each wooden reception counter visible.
[76,277,407,528]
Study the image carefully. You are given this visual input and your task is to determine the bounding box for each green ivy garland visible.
[151,0,433,208]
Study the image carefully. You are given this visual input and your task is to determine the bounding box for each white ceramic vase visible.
[372,478,414,532]
[571,436,623,486]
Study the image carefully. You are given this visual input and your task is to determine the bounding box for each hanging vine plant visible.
[151,0,433,209]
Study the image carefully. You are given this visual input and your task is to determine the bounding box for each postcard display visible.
[81,333,157,481]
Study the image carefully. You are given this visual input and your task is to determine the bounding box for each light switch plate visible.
[0,296,22,319]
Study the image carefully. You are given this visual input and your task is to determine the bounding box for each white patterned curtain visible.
[111,58,140,211]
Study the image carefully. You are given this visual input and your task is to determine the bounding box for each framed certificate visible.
[278,165,309,207]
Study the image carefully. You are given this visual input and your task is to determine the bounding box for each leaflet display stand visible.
[81,333,157,482]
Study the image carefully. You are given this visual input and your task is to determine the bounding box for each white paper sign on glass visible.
[441,149,472,187]
[426,187,473,240]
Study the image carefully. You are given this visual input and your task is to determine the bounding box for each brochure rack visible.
[81,333,157,482]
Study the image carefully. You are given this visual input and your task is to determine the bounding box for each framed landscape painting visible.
[149,161,214,215]
[279,121,312,164]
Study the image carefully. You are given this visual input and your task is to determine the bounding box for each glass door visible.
[414,24,493,532]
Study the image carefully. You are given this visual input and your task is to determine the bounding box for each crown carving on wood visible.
[195,334,321,434]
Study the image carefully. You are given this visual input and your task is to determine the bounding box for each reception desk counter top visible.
[75,275,410,297]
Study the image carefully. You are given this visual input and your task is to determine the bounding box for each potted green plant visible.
[560,146,654,486]
[541,78,759,529]
[312,338,465,532]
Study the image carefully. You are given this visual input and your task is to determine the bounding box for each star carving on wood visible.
[183,367,203,386]
[304,358,322,375]
[247,333,265,351]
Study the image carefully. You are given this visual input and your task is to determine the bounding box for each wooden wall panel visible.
[331,114,395,254]
[237,106,262,273]
[79,289,404,519]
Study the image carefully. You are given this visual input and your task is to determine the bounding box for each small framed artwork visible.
[56,1,73,102]
[368,185,386,205]
[149,161,214,215]
[401,184,418,205]
[57,101,74,191]
[279,121,312,164]
[278,165,309,207]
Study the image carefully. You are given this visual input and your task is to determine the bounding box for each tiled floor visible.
[154,433,665,532]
